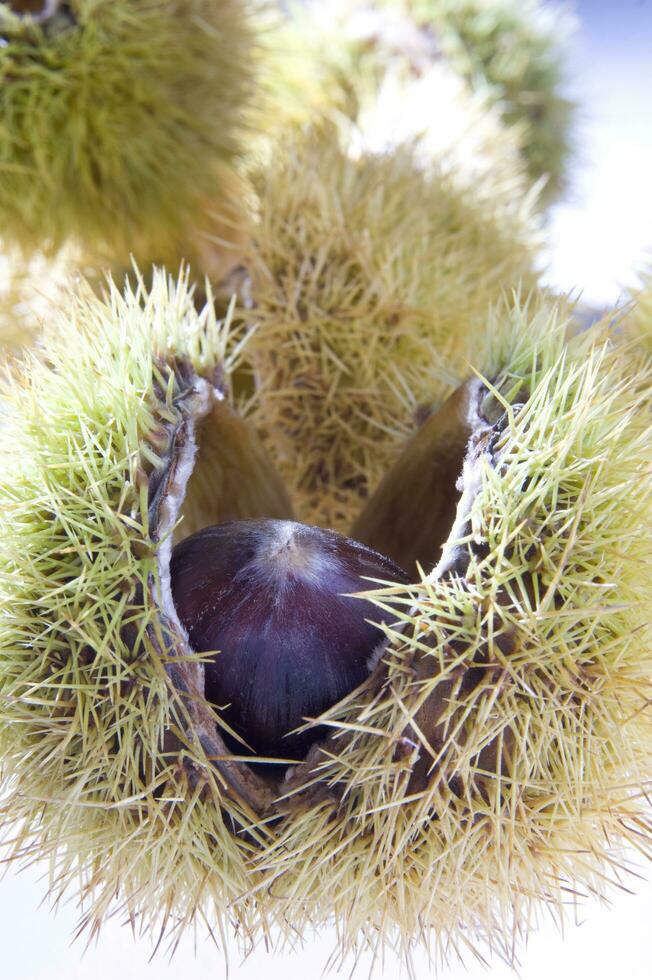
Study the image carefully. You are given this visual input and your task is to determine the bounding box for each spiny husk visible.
[0,159,252,362]
[0,271,293,953]
[352,59,533,212]
[0,0,259,263]
[260,3,537,237]
[257,2,362,137]
[270,0,574,205]
[1,273,651,971]
[382,0,576,201]
[244,129,540,531]
[249,298,652,968]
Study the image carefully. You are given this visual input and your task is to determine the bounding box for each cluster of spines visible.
[267,0,574,204]
[0,0,646,970]
[0,273,279,957]
[380,0,576,200]
[243,300,652,966]
[244,129,539,531]
[1,276,652,967]
[0,0,258,262]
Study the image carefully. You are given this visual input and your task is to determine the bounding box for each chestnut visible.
[170,519,408,760]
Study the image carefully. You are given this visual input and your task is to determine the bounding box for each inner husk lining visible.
[351,377,490,575]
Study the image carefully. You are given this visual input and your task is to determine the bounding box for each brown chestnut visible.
[170,519,408,760]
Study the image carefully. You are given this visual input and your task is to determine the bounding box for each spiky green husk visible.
[268,0,574,204]
[258,4,361,135]
[264,10,538,219]
[0,272,280,952]
[0,274,651,968]
[0,0,258,262]
[353,59,532,211]
[383,0,575,201]
[0,155,252,363]
[259,19,540,266]
[249,299,652,966]
[244,130,540,530]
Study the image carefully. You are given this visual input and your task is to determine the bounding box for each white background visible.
[1,862,652,978]
[2,1,652,977]
[543,0,652,309]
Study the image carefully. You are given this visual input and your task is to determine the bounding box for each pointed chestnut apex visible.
[170,519,409,760]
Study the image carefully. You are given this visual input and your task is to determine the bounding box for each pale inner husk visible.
[147,365,294,813]
[351,376,490,574]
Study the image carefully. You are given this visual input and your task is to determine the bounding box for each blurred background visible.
[543,0,652,311]
[1,1,651,977]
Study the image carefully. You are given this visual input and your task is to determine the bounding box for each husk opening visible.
[150,353,505,819]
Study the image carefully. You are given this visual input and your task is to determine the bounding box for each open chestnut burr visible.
[2,274,651,968]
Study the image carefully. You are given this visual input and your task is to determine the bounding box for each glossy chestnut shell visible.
[170,519,408,759]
